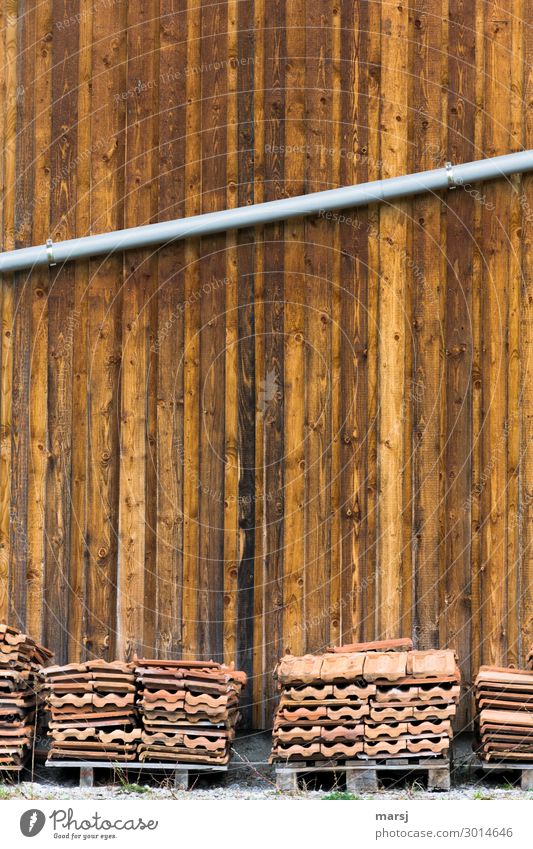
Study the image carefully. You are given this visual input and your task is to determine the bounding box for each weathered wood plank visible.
[181,0,202,661]
[282,0,305,657]
[117,0,158,660]
[67,0,93,662]
[521,0,533,666]
[362,0,382,642]
[411,0,444,650]
[29,0,53,643]
[155,0,188,658]
[304,0,332,653]
[376,0,409,638]
[45,0,79,661]
[445,0,476,722]
[234,0,256,725]
[223,0,239,671]
[0,280,13,623]
[261,0,285,720]
[252,0,266,727]
[198,0,227,662]
[0,0,17,623]
[480,3,512,667]
[85,0,126,659]
[329,2,342,649]
[506,0,523,669]
[10,3,36,630]
[338,0,370,644]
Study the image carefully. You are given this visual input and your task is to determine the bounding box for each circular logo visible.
[20,809,46,837]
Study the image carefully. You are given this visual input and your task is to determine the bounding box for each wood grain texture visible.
[223,0,239,672]
[252,0,266,727]
[117,0,159,660]
[198,0,227,662]
[261,0,285,721]
[181,0,202,661]
[376,0,409,638]
[304,0,332,654]
[444,0,476,723]
[0,0,17,623]
[282,0,305,658]
[480,1,512,667]
[410,0,445,651]
[10,2,36,629]
[67,0,93,663]
[338,0,371,644]
[45,0,79,660]
[521,0,533,667]
[85,0,126,659]
[1,0,532,728]
[155,0,188,658]
[234,0,256,725]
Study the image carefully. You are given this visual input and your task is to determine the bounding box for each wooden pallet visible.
[479,759,533,791]
[275,757,451,792]
[45,760,229,790]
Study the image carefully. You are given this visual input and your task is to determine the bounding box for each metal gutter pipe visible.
[1,150,532,274]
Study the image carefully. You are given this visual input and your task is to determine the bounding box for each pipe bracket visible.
[46,238,56,267]
[445,161,457,189]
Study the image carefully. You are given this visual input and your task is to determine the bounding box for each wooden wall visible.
[1,0,533,728]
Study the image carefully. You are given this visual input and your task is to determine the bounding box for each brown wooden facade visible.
[0,0,532,727]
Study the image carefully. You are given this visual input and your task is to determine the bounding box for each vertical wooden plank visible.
[338,0,370,644]
[10,2,36,629]
[521,0,533,665]
[282,0,305,656]
[197,0,227,661]
[117,0,159,660]
[234,0,256,724]
[364,1,382,641]
[445,0,476,719]
[85,0,126,659]
[0,0,17,622]
[45,0,79,661]
[181,0,201,660]
[469,0,485,715]
[68,0,93,661]
[376,0,409,638]
[304,0,332,653]
[156,0,187,658]
[480,2,511,667]
[329,2,342,649]
[410,0,444,650]
[26,0,52,646]
[261,0,285,720]
[252,0,266,728]
[0,276,12,623]
[224,0,239,670]
[506,3,523,669]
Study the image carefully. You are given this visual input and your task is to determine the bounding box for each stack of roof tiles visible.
[0,624,52,768]
[475,666,533,762]
[270,639,460,762]
[135,659,246,765]
[43,660,139,762]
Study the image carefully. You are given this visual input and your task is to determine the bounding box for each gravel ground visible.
[0,733,530,801]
